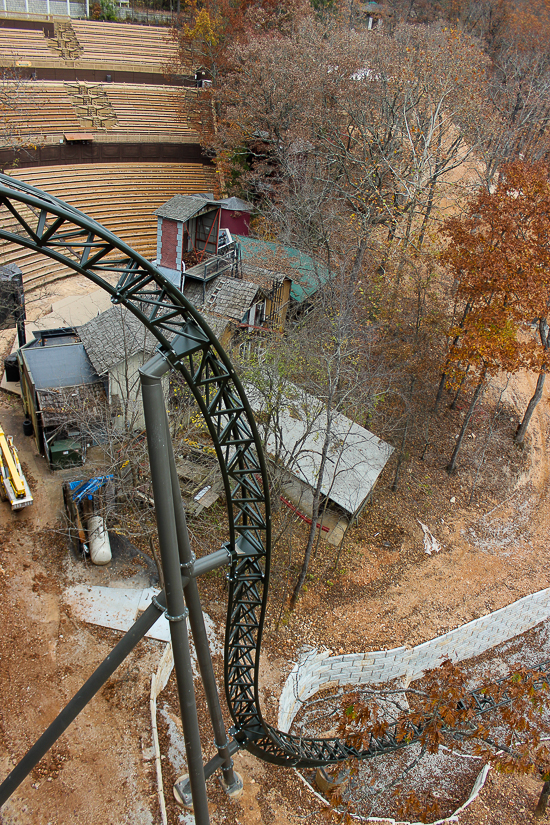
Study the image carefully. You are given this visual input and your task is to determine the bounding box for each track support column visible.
[165,421,242,797]
[140,348,242,818]
[140,353,211,825]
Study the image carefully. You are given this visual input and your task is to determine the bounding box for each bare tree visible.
[211,21,488,279]
[0,65,42,153]
[295,658,550,821]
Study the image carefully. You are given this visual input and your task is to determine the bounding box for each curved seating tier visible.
[105,83,194,133]
[0,162,217,290]
[0,21,189,75]
[72,21,179,70]
[4,82,81,144]
[0,81,199,143]
[0,26,56,61]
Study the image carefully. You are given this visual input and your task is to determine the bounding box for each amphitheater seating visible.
[72,21,178,70]
[0,21,187,75]
[105,83,194,133]
[4,82,82,144]
[0,22,206,295]
[0,26,56,62]
[0,81,199,145]
[0,162,218,290]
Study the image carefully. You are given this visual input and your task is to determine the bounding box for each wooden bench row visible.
[84,94,187,127]
[0,27,55,57]
[3,81,197,140]
[72,21,177,65]
[7,84,82,138]
[0,22,180,72]
[73,21,176,46]
[12,160,212,183]
[2,162,217,289]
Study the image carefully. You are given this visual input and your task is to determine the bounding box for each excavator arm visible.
[0,425,33,510]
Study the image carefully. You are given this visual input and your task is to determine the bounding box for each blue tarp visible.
[69,475,114,503]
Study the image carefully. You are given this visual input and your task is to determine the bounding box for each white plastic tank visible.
[87,516,112,565]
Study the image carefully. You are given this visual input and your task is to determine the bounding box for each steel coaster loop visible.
[2,173,543,773]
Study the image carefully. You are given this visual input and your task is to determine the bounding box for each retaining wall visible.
[278,586,550,732]
[0,1,85,16]
[0,2,174,19]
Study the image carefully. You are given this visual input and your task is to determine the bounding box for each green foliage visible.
[101,0,118,21]
[91,0,118,20]
[310,0,339,18]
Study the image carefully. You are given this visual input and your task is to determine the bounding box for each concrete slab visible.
[279,475,348,539]
[0,374,21,396]
[63,584,224,666]
[64,584,171,642]
[326,519,349,547]
[32,289,114,332]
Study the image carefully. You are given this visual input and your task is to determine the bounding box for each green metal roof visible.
[235,236,331,303]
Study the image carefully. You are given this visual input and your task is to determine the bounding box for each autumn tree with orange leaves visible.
[323,658,550,821]
[170,0,311,85]
[439,160,550,471]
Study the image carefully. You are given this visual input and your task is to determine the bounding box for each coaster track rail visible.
[0,175,545,785]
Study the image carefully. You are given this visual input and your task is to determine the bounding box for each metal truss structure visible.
[0,173,548,817]
[0,172,374,770]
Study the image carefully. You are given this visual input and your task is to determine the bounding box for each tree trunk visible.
[535,781,550,819]
[391,415,409,492]
[392,376,415,490]
[515,370,546,445]
[289,422,332,610]
[417,174,438,251]
[434,370,448,415]
[289,494,321,611]
[377,217,398,277]
[420,410,432,461]
[350,235,369,282]
[446,369,486,474]
[434,303,472,414]
[417,113,443,251]
[394,205,416,284]
[450,365,470,410]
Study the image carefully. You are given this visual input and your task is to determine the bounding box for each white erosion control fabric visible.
[63,585,224,655]
[417,520,442,555]
[64,585,171,641]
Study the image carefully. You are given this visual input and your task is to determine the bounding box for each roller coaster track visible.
[0,174,547,776]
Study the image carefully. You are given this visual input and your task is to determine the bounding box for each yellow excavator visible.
[0,423,33,510]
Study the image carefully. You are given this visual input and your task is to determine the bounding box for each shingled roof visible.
[217,196,252,212]
[184,276,260,322]
[200,310,231,340]
[154,194,219,222]
[78,306,157,375]
[37,383,107,429]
